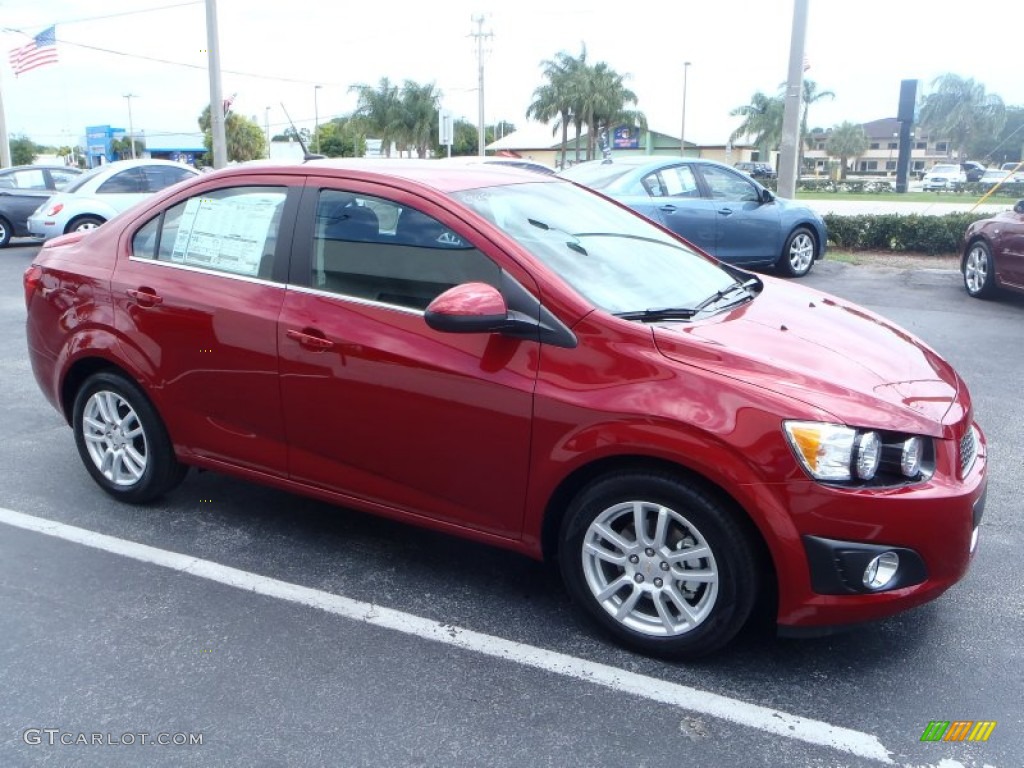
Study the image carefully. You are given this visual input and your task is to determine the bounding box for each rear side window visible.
[312,189,500,310]
[97,168,147,194]
[141,165,195,192]
[131,186,287,280]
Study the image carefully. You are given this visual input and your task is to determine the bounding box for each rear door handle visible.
[286,328,335,351]
[126,288,163,306]
[658,204,677,213]
[717,208,734,216]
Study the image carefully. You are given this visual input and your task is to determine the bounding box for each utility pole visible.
[679,61,691,157]
[314,85,322,154]
[470,15,492,158]
[264,106,271,158]
[123,93,138,159]
[205,0,227,168]
[777,0,809,198]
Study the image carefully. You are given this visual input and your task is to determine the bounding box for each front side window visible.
[698,165,760,202]
[131,186,287,280]
[141,165,195,192]
[312,190,500,310]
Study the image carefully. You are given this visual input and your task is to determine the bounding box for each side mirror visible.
[424,282,510,334]
[761,188,775,204]
[1014,200,1024,215]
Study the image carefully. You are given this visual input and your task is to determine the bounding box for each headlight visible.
[784,421,933,485]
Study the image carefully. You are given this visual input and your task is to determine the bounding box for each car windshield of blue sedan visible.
[453,181,737,314]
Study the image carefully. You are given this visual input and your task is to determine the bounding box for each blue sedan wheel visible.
[778,227,816,277]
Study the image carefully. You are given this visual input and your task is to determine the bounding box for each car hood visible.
[651,278,963,437]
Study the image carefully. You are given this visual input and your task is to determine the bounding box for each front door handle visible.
[717,208,734,216]
[126,288,163,307]
[658,204,677,213]
[286,328,335,351]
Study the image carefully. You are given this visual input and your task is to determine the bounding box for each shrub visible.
[823,212,992,254]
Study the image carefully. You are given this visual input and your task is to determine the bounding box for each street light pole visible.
[123,93,138,159]
[265,106,271,158]
[679,62,691,157]
[314,85,322,154]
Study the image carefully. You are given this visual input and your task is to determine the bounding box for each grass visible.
[827,250,960,269]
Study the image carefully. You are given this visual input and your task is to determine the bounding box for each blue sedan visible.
[559,156,827,277]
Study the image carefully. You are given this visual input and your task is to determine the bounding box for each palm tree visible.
[729,92,785,159]
[826,121,868,179]
[918,74,1006,161]
[349,78,403,158]
[401,81,442,158]
[527,49,582,169]
[585,62,645,160]
[799,80,835,171]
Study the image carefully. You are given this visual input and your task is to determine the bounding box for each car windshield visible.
[63,164,110,193]
[931,165,958,173]
[452,181,738,315]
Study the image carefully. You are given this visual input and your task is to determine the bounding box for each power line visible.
[6,2,203,31]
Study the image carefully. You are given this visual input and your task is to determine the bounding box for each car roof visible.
[0,164,82,173]
[204,158,562,193]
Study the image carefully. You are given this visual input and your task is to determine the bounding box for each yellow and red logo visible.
[920,721,996,742]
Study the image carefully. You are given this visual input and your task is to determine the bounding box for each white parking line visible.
[1,506,892,763]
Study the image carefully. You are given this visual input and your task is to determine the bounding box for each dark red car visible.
[25,160,987,658]
[962,199,1024,298]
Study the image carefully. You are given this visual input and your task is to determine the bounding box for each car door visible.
[632,164,717,253]
[277,179,538,538]
[0,168,56,236]
[112,178,299,475]
[693,163,781,265]
[996,207,1024,288]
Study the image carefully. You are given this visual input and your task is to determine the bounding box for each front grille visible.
[960,427,977,478]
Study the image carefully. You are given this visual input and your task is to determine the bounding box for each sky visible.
[1,0,1021,152]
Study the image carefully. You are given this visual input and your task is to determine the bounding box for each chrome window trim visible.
[286,282,424,316]
[126,254,285,289]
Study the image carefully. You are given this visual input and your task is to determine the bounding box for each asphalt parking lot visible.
[1,242,1021,768]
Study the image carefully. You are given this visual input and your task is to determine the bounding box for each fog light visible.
[863,551,900,589]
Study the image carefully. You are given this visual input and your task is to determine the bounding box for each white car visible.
[27,159,199,241]
[978,169,1013,191]
[921,163,966,192]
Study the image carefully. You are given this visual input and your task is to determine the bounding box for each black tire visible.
[776,226,817,277]
[559,471,759,659]
[0,216,11,248]
[65,215,105,235]
[962,240,997,299]
[72,372,187,503]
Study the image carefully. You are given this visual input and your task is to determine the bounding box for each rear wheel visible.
[66,215,105,234]
[72,372,187,503]
[963,241,997,299]
[0,216,11,247]
[777,226,817,277]
[559,471,759,659]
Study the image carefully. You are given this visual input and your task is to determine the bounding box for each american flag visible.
[9,26,58,76]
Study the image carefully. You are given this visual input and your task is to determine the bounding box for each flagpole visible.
[0,68,12,167]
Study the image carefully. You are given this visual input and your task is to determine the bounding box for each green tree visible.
[968,105,1024,164]
[271,126,311,144]
[582,61,645,161]
[400,81,442,158]
[198,105,266,162]
[527,48,583,168]
[350,78,403,158]
[799,80,835,170]
[317,117,365,158]
[826,121,868,179]
[110,136,146,160]
[9,135,38,165]
[729,92,785,159]
[918,74,1005,161]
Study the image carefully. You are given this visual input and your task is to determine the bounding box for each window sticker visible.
[170,195,280,276]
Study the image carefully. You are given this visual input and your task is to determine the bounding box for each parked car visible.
[960,161,986,183]
[961,199,1024,298]
[998,162,1024,183]
[25,160,986,659]
[27,159,199,241]
[734,161,776,179]
[559,156,826,276]
[922,164,967,192]
[977,169,1013,191]
[0,164,82,247]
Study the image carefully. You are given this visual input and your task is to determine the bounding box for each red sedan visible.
[962,199,1024,298]
[24,160,987,658]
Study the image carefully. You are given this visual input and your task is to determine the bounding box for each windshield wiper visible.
[615,278,760,322]
[528,218,589,257]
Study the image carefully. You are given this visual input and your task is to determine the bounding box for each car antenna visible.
[279,102,325,162]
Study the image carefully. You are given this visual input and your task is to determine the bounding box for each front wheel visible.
[0,216,11,247]
[72,372,187,503]
[777,227,817,277]
[559,472,759,659]
[963,240,997,299]
[66,215,105,234]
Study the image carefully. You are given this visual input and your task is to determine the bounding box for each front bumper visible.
[774,424,987,631]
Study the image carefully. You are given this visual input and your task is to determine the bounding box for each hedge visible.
[823,212,993,254]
